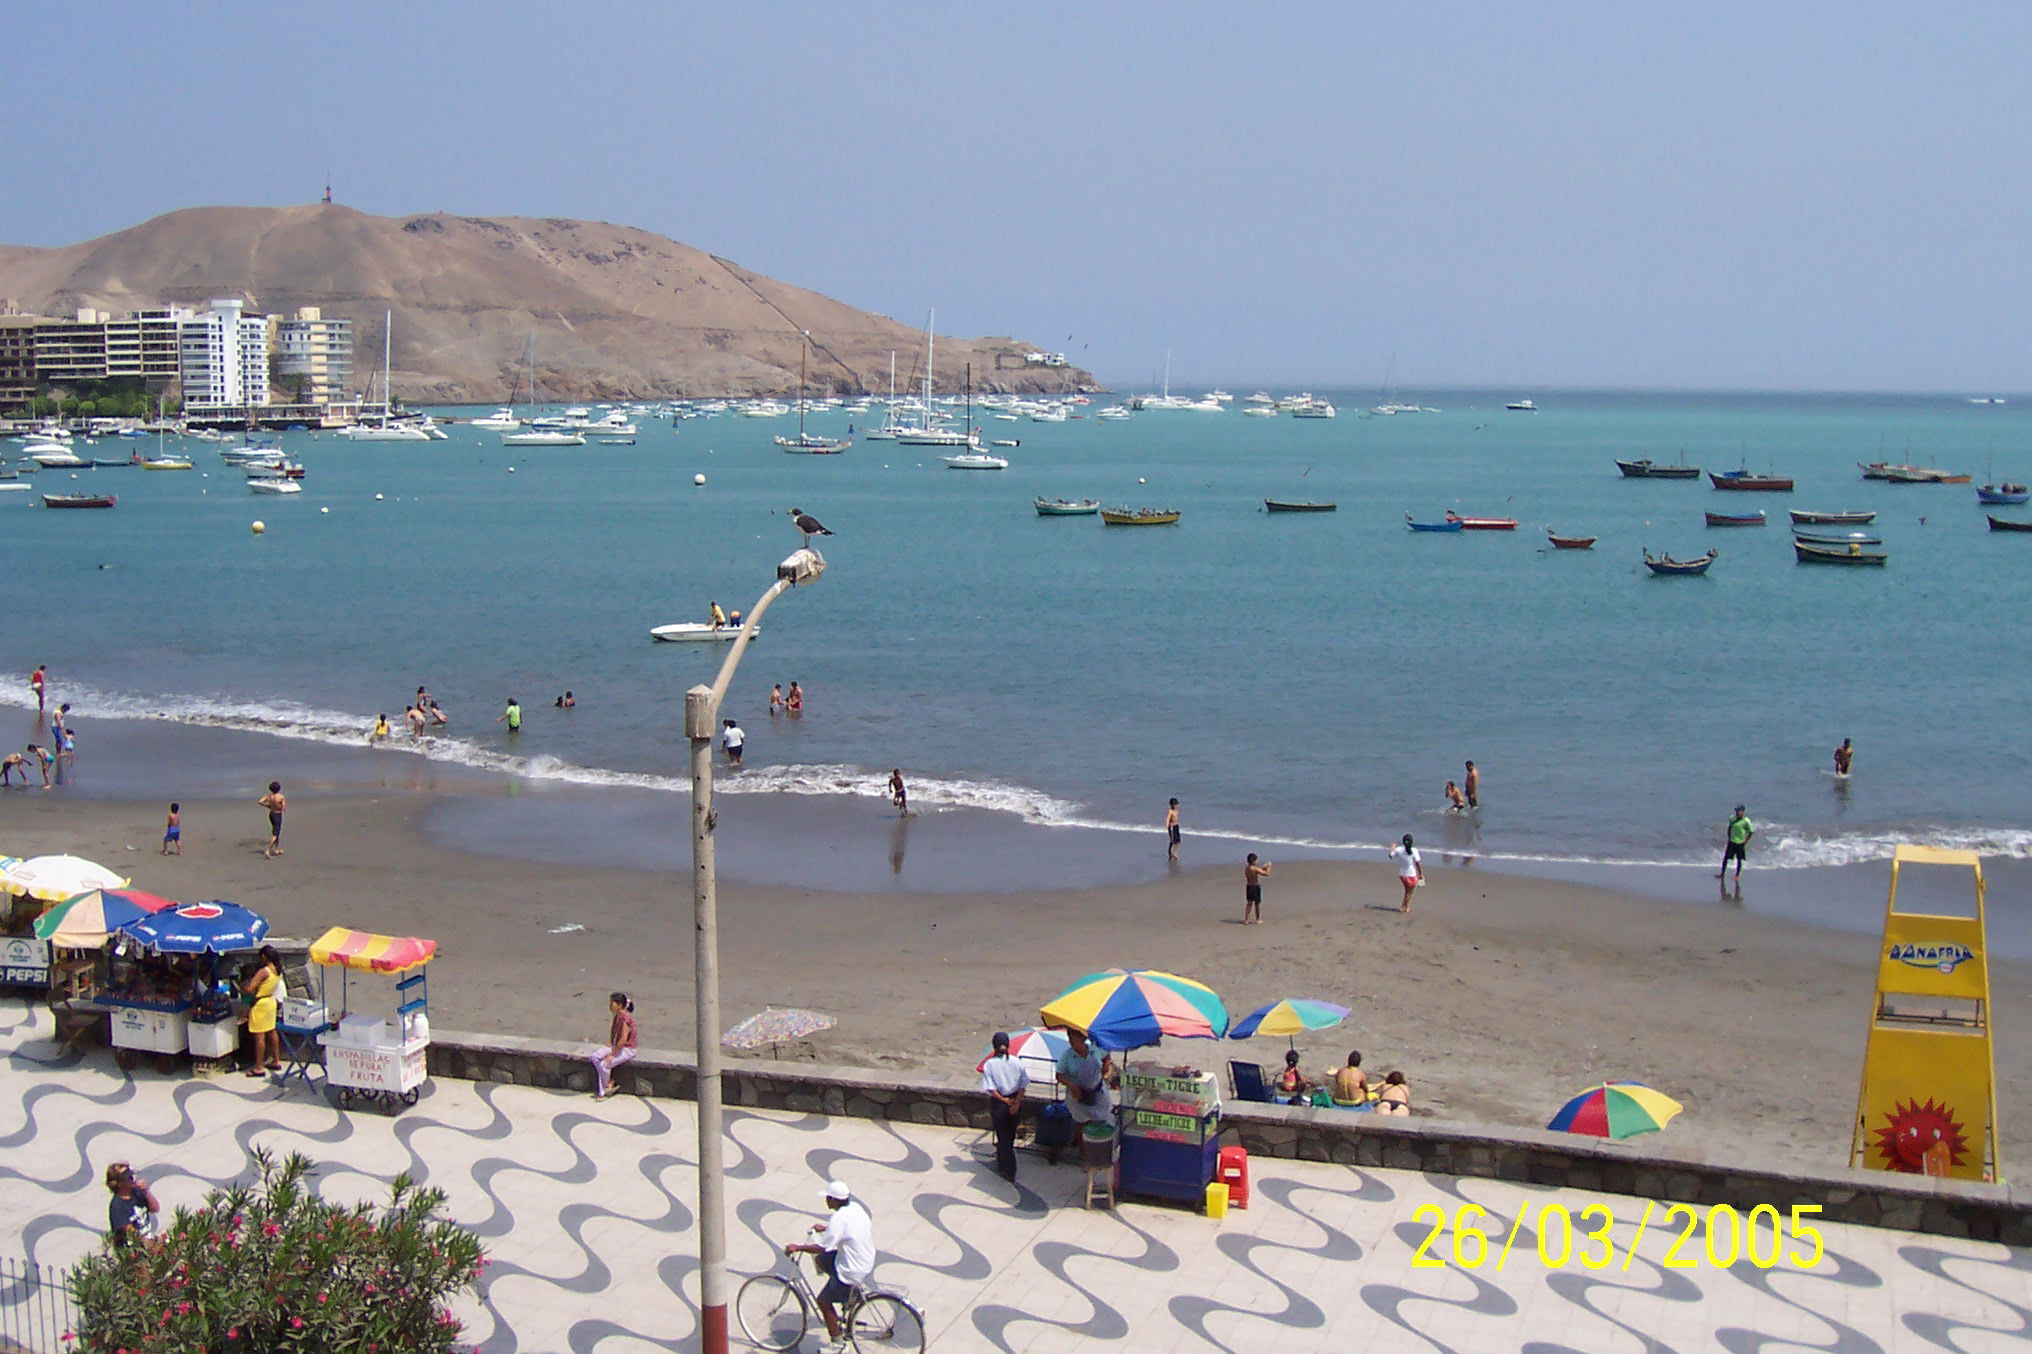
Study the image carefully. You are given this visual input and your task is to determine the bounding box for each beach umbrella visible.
[1228,998,1352,1042]
[975,1025,1070,1083]
[120,900,270,955]
[723,1007,834,1055]
[1039,968,1229,1052]
[1548,1082,1685,1140]
[0,855,129,902]
[33,889,179,948]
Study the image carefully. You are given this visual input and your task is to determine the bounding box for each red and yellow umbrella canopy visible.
[309,927,437,973]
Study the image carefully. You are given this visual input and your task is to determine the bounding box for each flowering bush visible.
[69,1149,485,1353]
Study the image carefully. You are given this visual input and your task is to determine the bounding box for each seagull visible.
[787,507,833,544]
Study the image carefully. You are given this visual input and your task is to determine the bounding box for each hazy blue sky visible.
[6,2,2026,391]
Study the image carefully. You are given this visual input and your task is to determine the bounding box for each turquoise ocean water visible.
[8,389,2031,889]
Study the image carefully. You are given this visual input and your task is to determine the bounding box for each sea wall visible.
[426,1029,2030,1245]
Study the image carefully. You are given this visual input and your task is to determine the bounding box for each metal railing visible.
[0,1257,76,1354]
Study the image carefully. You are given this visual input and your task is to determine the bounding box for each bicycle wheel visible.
[848,1292,926,1353]
[734,1273,809,1351]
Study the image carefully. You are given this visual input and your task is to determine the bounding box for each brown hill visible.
[0,204,1099,402]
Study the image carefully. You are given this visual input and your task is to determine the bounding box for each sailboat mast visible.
[798,332,808,438]
[382,310,394,423]
[925,309,936,426]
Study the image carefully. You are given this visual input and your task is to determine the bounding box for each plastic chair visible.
[1228,1060,1273,1104]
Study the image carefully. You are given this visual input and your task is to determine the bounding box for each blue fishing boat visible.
[1977,483,2030,505]
[1405,513,1464,532]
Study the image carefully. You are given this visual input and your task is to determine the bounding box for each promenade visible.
[1,1001,2024,1353]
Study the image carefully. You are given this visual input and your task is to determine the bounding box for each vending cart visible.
[309,928,436,1112]
[1116,1062,1223,1207]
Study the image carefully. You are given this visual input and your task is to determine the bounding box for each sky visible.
[4,1,2027,392]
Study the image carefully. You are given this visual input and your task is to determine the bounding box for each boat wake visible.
[7,682,2031,874]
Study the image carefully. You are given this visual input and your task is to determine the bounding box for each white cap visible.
[825,1179,851,1201]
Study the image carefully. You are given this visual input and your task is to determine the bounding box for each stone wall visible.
[426,1029,2030,1245]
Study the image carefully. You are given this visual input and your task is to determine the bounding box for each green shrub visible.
[69,1149,485,1353]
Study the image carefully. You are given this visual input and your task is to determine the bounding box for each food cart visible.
[109,901,270,1072]
[0,855,131,998]
[309,928,435,1112]
[1116,1062,1223,1207]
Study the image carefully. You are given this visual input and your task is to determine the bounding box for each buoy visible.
[375,493,385,501]
[1138,476,1147,484]
[508,466,517,473]
[694,473,707,486]
[319,506,329,515]
[252,521,266,534]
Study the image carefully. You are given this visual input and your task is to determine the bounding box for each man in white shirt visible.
[785,1180,874,1350]
[980,1031,1030,1183]
[721,718,745,766]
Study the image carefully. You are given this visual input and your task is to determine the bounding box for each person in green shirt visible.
[1718,805,1754,881]
[497,698,522,733]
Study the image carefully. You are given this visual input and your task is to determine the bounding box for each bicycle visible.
[735,1248,926,1352]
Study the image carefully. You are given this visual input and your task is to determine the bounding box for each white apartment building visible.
[178,299,272,408]
[272,307,353,406]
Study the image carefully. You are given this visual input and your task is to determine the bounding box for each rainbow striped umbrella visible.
[1039,968,1229,1052]
[1548,1082,1685,1140]
[1228,998,1351,1041]
[33,889,179,948]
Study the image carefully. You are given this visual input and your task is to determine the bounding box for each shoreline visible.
[2,717,2028,1177]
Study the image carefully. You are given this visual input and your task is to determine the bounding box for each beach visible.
[5,728,2023,1178]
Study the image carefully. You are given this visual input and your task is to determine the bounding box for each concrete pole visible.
[685,682,727,1354]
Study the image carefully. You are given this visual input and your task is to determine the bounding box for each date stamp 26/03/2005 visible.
[1410,1202,1829,1272]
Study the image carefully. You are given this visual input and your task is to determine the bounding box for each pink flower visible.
[290,1317,304,1330]
[226,1329,239,1341]
[262,1222,281,1238]
[364,1283,376,1295]
[176,1302,192,1315]
[317,1292,328,1304]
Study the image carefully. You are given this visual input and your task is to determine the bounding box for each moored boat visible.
[139,457,194,470]
[1546,532,1596,549]
[1880,465,1969,484]
[248,477,302,495]
[1265,499,1337,512]
[1642,548,1716,576]
[650,622,757,642]
[42,492,116,509]
[1792,529,1883,546]
[1705,511,1767,527]
[1406,514,1464,532]
[1794,540,1888,565]
[1710,470,1793,491]
[1034,497,1100,516]
[1615,458,1702,479]
[1101,507,1181,526]
[1977,483,2031,505]
[1789,509,1876,525]
[1986,515,2032,533]
[1444,511,1517,530]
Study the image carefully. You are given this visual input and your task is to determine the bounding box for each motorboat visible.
[1709,470,1794,491]
[1793,529,1883,545]
[1505,399,1538,411]
[1406,515,1465,532]
[1035,498,1100,516]
[1986,515,2032,532]
[1978,483,2032,505]
[1242,405,1278,418]
[1288,399,1337,418]
[1615,459,1701,479]
[587,411,639,437]
[1444,512,1517,530]
[342,419,435,442]
[943,451,1008,469]
[501,429,586,446]
[1097,406,1135,420]
[1547,532,1597,549]
[651,622,755,642]
[27,444,85,468]
[470,407,523,431]
[248,477,303,495]
[1705,511,1767,527]
[0,482,28,493]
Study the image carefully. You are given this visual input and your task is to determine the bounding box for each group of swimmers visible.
[768,681,805,715]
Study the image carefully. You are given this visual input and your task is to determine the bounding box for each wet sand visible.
[4,780,2024,1177]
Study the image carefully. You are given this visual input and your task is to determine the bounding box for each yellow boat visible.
[139,458,193,470]
[1101,507,1181,526]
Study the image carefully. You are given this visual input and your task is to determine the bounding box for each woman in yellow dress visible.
[242,946,286,1076]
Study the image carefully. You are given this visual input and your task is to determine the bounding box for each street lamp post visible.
[687,545,826,1354]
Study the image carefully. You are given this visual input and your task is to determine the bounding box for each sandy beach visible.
[4,760,2024,1179]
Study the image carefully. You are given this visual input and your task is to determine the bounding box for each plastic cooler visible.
[1217,1145,1250,1209]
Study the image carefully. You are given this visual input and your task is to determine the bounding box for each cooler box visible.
[1080,1123,1117,1168]
[188,1017,240,1060]
[110,1004,190,1055]
[1217,1145,1250,1209]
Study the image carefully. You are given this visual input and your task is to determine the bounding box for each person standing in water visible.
[769,684,785,715]
[785,681,804,715]
[497,697,522,733]
[29,665,45,713]
[721,717,744,766]
[1463,760,1480,809]
[1833,738,1854,778]
[1165,798,1181,861]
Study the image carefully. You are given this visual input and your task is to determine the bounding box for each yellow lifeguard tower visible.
[1849,845,2001,1182]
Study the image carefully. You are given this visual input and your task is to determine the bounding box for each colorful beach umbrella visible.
[975,1026,1070,1082]
[0,855,129,902]
[1547,1082,1685,1140]
[1228,998,1352,1041]
[120,900,270,955]
[309,927,437,973]
[1039,968,1229,1052]
[33,889,179,948]
[723,1007,835,1050]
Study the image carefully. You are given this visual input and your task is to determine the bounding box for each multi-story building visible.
[179,299,272,409]
[33,307,189,383]
[0,317,47,412]
[273,307,353,406]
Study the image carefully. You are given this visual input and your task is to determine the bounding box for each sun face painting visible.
[1871,1097,1971,1174]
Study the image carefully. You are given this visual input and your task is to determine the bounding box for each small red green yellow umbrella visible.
[1548,1082,1684,1140]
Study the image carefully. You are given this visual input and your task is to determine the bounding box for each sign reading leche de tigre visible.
[0,936,50,986]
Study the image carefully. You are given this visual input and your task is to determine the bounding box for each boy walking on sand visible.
[162,803,181,855]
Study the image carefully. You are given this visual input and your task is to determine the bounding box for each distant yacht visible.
[1242,404,1278,418]
[1289,398,1337,419]
[471,407,522,431]
[1969,396,2008,405]
[1505,399,1538,412]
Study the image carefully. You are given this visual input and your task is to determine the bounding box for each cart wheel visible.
[114,1049,137,1071]
[398,1087,420,1108]
[336,1087,355,1109]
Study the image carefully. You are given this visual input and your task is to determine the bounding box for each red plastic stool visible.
[1217,1145,1250,1210]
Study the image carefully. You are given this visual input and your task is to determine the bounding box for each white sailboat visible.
[343,312,436,441]
[943,364,1007,468]
[865,352,908,440]
[776,332,852,454]
[897,309,982,448]
[500,337,586,444]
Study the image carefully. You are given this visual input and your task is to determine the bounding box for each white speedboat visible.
[501,429,586,446]
[1242,405,1278,418]
[1097,406,1134,420]
[248,477,303,495]
[0,482,30,493]
[942,451,1009,469]
[587,411,638,436]
[651,622,756,642]
[1505,399,1538,411]
[28,444,86,467]
[1289,399,1338,418]
[470,407,522,431]
[342,420,435,441]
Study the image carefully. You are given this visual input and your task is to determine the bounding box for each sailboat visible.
[865,352,908,440]
[776,332,852,454]
[501,338,584,445]
[943,365,1007,469]
[342,312,437,441]
[897,309,980,448]
[1370,352,1419,416]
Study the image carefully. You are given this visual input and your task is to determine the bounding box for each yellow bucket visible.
[1205,1181,1229,1220]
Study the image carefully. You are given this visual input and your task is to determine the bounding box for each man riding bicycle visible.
[783,1180,875,1353]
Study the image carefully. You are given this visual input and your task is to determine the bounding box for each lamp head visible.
[778,547,827,586]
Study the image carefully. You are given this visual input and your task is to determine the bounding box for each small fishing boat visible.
[1102,507,1181,526]
[1880,465,1969,484]
[990,439,1020,447]
[1795,540,1887,565]
[1705,511,1767,527]
[651,622,757,642]
[1792,529,1883,546]
[1642,548,1716,576]
[1987,515,2032,533]
[1444,511,1517,530]
[1265,499,1337,513]
[1977,483,2031,505]
[1709,470,1793,491]
[1789,509,1876,525]
[1405,514,1465,532]
[1034,497,1100,516]
[1546,532,1596,549]
[42,493,116,509]
[777,433,851,455]
[89,457,132,468]
[1615,458,1702,479]
[248,478,302,495]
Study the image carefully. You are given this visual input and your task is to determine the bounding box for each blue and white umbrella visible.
[120,900,270,954]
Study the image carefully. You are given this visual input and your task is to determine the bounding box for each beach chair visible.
[1228,1060,1273,1104]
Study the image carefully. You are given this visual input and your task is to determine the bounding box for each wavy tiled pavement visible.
[2,1001,2027,1352]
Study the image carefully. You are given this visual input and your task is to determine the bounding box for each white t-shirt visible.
[1390,844,1422,880]
[980,1053,1028,1098]
[820,1199,876,1284]
[722,724,744,751]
